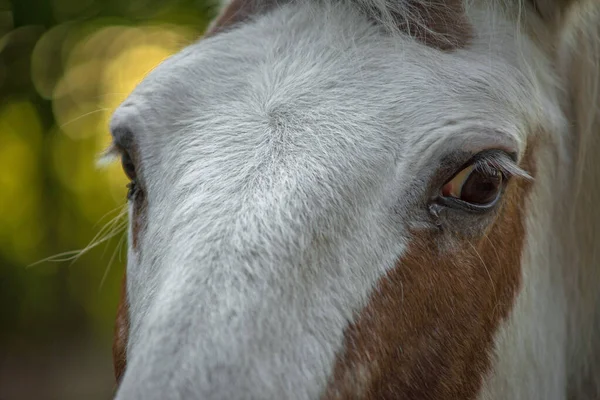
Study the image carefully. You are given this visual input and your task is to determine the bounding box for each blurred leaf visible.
[0,0,214,398]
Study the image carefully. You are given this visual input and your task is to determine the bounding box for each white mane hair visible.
[558,2,600,397]
[109,0,600,399]
[483,2,600,398]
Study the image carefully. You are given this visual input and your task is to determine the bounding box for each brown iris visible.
[442,163,503,206]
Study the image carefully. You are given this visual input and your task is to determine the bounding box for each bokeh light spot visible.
[52,0,98,22]
[31,23,72,99]
[0,101,43,264]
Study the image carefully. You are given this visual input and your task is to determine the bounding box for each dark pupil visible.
[460,169,502,205]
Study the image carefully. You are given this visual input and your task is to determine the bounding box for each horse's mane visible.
[208,0,472,49]
[558,1,600,394]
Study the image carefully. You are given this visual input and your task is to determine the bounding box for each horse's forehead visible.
[119,39,515,175]
[118,4,529,164]
[123,7,473,131]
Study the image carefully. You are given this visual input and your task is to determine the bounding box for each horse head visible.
[108,1,600,398]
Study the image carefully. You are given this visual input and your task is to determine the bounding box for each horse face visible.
[108,1,581,398]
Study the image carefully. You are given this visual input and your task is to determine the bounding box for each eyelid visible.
[442,150,531,185]
[96,142,122,167]
[436,190,502,214]
[468,151,532,181]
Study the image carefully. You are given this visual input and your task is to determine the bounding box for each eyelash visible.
[458,150,530,187]
[126,181,138,201]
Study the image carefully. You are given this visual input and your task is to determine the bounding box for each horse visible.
[105,0,600,398]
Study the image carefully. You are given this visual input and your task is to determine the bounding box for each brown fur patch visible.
[112,184,146,383]
[397,0,472,50]
[205,0,472,50]
[204,0,280,37]
[113,273,129,384]
[324,146,536,399]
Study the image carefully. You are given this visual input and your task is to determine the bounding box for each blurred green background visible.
[0,0,214,398]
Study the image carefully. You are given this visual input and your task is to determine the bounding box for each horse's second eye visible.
[442,163,503,206]
[121,151,137,181]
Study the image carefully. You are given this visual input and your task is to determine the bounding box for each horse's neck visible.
[480,3,600,399]
[558,2,600,395]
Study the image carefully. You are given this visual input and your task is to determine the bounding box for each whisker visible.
[118,231,127,262]
[68,220,128,267]
[27,250,88,267]
[467,241,498,310]
[83,210,128,254]
[99,230,128,292]
[99,209,128,260]
[59,108,111,129]
[94,204,128,229]
[481,232,504,317]
[29,208,128,268]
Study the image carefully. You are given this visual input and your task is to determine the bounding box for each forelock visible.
[207,0,472,50]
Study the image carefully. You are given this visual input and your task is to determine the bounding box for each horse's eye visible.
[442,163,503,206]
[121,151,137,181]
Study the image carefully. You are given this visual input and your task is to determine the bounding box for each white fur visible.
[479,2,600,399]
[110,0,600,399]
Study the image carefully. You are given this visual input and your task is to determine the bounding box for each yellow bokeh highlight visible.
[102,44,173,108]
[1,4,212,397]
[36,22,198,202]
[31,23,71,99]
[0,101,44,264]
